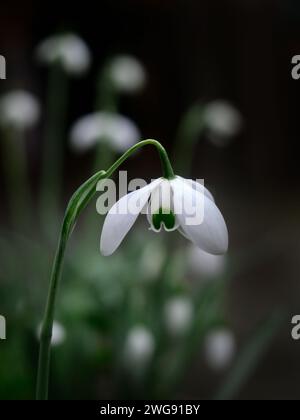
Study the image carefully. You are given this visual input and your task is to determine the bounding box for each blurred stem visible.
[36,139,174,399]
[96,65,118,113]
[93,140,115,177]
[1,128,32,230]
[173,103,206,176]
[92,66,119,172]
[40,63,69,232]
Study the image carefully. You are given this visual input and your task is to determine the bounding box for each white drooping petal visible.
[70,112,140,153]
[204,100,242,144]
[0,90,40,130]
[171,177,228,255]
[109,55,146,93]
[100,179,162,256]
[204,329,235,370]
[177,176,215,203]
[188,245,226,278]
[36,33,91,76]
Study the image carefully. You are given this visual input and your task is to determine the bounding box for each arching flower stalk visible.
[36,139,228,400]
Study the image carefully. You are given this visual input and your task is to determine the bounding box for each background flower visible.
[108,55,146,93]
[70,112,140,152]
[204,329,236,370]
[0,91,40,130]
[36,33,91,75]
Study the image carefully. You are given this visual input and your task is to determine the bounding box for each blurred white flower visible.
[70,111,140,153]
[37,321,66,347]
[204,100,242,145]
[164,297,194,337]
[109,55,146,93]
[0,90,40,130]
[188,245,226,278]
[124,325,155,367]
[204,329,235,370]
[36,33,91,76]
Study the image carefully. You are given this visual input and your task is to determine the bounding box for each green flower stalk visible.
[36,139,228,399]
[36,140,174,400]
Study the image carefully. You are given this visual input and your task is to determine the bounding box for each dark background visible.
[1,0,300,400]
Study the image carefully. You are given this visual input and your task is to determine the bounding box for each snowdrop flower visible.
[100,177,228,257]
[36,33,91,76]
[108,55,146,93]
[204,100,242,145]
[124,326,155,367]
[164,297,194,337]
[37,321,66,347]
[187,245,226,278]
[0,90,40,130]
[204,329,235,370]
[70,112,140,153]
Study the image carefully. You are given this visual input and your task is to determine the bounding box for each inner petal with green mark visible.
[152,208,177,232]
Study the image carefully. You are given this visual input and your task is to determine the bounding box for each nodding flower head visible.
[0,90,40,130]
[204,100,242,145]
[36,33,91,76]
[70,112,140,153]
[100,176,228,257]
[108,55,146,93]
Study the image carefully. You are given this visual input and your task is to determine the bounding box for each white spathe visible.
[0,90,40,130]
[36,33,91,75]
[204,329,235,370]
[164,297,194,337]
[204,100,242,143]
[188,245,226,278]
[124,326,155,366]
[70,112,140,153]
[100,177,228,257]
[109,55,146,93]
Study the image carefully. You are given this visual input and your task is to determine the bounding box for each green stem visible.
[36,139,174,400]
[96,64,119,113]
[173,103,206,175]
